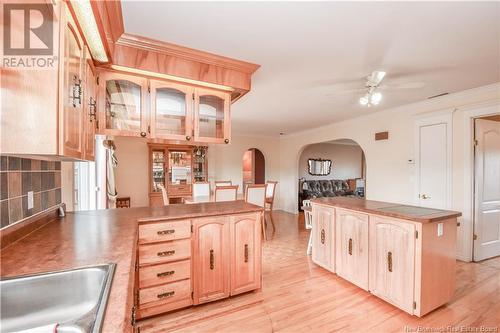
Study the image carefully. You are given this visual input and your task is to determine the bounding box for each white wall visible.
[114,137,149,207]
[278,82,500,261]
[209,135,282,207]
[299,143,363,180]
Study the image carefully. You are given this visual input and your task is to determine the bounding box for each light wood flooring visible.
[137,211,500,333]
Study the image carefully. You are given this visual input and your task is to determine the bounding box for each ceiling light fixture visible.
[70,0,108,62]
[359,90,382,107]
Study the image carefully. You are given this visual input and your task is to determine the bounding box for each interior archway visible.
[242,148,266,188]
[297,138,366,211]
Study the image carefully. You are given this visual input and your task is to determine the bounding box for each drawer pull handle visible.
[210,249,214,270]
[320,229,325,244]
[157,229,175,235]
[157,291,175,299]
[244,244,249,263]
[348,238,353,255]
[157,250,175,257]
[157,270,175,278]
[387,251,393,272]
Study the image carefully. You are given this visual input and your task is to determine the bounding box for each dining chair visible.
[158,184,169,206]
[215,180,232,187]
[302,200,313,255]
[193,182,210,197]
[215,185,238,202]
[265,181,278,230]
[245,184,267,240]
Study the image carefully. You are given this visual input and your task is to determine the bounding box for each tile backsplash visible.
[0,156,62,228]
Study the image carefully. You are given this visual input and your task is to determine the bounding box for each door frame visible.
[462,103,500,262]
[414,111,453,209]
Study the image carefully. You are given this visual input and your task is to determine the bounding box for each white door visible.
[474,118,500,261]
[416,115,452,209]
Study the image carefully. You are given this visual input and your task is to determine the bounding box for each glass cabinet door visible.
[194,88,230,144]
[151,81,193,141]
[168,150,192,185]
[151,150,165,192]
[99,72,147,137]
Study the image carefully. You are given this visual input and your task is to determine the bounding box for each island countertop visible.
[311,197,461,223]
[0,201,263,333]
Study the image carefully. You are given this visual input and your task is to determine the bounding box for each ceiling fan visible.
[324,70,426,107]
[359,71,386,107]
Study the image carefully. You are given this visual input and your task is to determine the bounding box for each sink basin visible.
[0,263,115,333]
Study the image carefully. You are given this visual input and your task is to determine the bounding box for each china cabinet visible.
[148,144,208,206]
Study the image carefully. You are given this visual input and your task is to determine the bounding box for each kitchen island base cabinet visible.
[135,206,263,320]
[310,198,461,317]
[230,214,262,295]
[335,209,369,291]
[311,205,335,272]
[369,216,415,314]
[192,216,231,305]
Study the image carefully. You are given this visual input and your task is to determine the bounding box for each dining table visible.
[184,193,245,204]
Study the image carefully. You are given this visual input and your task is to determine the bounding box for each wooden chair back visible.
[215,180,232,187]
[265,181,278,201]
[245,184,266,208]
[215,185,238,202]
[303,200,313,229]
[193,182,210,197]
[158,184,169,206]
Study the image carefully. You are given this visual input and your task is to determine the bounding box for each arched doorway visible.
[242,148,265,188]
[298,139,366,210]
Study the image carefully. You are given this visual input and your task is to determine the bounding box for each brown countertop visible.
[0,201,262,332]
[311,197,461,223]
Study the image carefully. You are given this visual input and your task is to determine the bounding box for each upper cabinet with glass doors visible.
[98,71,149,138]
[194,88,231,144]
[97,69,231,144]
[150,80,194,142]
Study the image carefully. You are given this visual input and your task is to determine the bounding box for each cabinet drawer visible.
[139,239,191,265]
[139,260,191,289]
[139,220,191,244]
[139,279,191,306]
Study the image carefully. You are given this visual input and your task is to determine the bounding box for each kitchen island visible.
[310,197,461,317]
[0,201,263,332]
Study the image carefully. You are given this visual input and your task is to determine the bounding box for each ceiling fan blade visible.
[325,88,366,96]
[367,71,386,86]
[379,81,426,90]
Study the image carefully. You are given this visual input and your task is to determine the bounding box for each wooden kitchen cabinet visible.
[83,48,98,161]
[192,216,231,304]
[194,88,231,144]
[369,216,416,314]
[230,213,262,295]
[150,80,194,142]
[335,209,369,290]
[61,8,85,159]
[311,205,335,272]
[1,2,92,160]
[97,71,149,138]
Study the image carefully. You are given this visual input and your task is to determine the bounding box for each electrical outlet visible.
[437,222,444,237]
[28,191,34,210]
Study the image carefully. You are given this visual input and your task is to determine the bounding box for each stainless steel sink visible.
[0,263,115,333]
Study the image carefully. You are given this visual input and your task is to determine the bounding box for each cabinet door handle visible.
[348,238,353,255]
[157,250,175,257]
[72,75,82,107]
[157,229,175,235]
[157,270,175,278]
[88,97,97,121]
[157,291,175,299]
[320,229,325,244]
[209,249,214,270]
[244,244,249,263]
[387,251,393,272]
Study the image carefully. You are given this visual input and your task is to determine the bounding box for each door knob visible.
[420,194,431,199]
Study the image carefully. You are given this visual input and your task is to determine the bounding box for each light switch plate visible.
[437,222,444,237]
[27,191,34,209]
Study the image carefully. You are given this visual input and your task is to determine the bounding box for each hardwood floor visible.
[137,211,500,333]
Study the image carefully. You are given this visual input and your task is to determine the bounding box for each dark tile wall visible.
[0,156,61,228]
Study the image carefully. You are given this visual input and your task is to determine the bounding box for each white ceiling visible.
[122,1,500,136]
